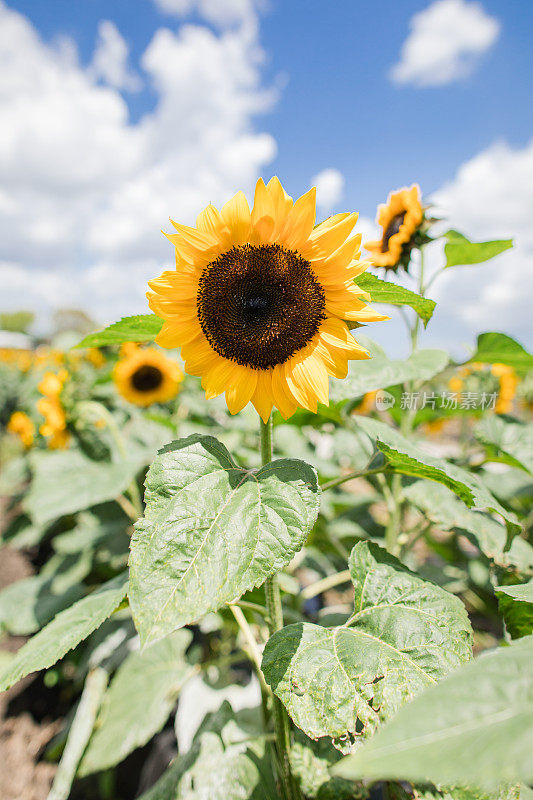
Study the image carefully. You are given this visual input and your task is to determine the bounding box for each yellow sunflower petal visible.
[225,365,258,415]
[280,187,316,250]
[220,190,252,245]
[251,369,275,423]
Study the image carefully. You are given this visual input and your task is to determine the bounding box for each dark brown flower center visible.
[131,364,163,392]
[197,244,326,370]
[382,212,406,252]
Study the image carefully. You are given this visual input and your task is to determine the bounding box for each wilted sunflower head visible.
[7,411,35,448]
[113,347,183,407]
[364,185,424,270]
[147,177,388,421]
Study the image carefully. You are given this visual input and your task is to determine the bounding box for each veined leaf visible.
[444,230,513,268]
[468,333,533,374]
[75,315,163,348]
[475,416,533,475]
[357,273,436,326]
[79,630,195,775]
[129,435,320,645]
[354,416,520,532]
[330,336,448,401]
[403,481,533,575]
[495,582,533,639]
[333,636,533,786]
[261,541,472,752]
[0,573,128,693]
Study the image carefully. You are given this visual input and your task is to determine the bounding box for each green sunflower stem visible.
[260,415,301,800]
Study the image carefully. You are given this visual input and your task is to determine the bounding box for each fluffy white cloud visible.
[429,137,533,351]
[311,168,344,214]
[91,20,142,92]
[390,0,500,87]
[153,0,258,28]
[0,0,276,325]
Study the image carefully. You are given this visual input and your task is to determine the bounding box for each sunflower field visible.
[1,180,532,800]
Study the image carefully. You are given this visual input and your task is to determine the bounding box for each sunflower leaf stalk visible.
[260,415,302,800]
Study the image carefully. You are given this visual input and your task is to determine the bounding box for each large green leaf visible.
[0,573,128,693]
[129,435,320,645]
[354,417,520,531]
[495,582,533,639]
[79,630,195,775]
[444,230,513,268]
[403,481,533,575]
[138,700,277,800]
[468,333,533,374]
[75,315,163,348]
[24,449,140,526]
[261,542,472,752]
[333,636,533,786]
[475,417,533,475]
[330,337,448,402]
[357,273,436,326]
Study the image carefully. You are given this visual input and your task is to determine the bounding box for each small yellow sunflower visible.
[7,411,35,448]
[147,177,387,421]
[364,185,423,270]
[113,346,183,407]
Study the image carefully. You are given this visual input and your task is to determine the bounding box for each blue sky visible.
[8,0,533,214]
[1,0,532,355]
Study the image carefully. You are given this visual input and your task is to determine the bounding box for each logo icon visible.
[375,390,395,411]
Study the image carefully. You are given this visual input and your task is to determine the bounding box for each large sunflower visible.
[364,185,423,270]
[147,177,387,421]
[113,346,183,407]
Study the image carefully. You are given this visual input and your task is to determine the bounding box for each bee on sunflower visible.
[37,369,70,449]
[147,177,387,421]
[364,185,431,271]
[7,411,35,448]
[113,345,183,407]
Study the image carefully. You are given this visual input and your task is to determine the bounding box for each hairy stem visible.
[260,415,301,800]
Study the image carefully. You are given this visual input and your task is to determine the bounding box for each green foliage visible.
[333,636,533,787]
[0,573,128,692]
[495,582,533,639]
[79,630,195,775]
[129,434,320,645]
[24,448,140,526]
[0,309,35,333]
[403,481,533,574]
[444,230,513,268]
[0,552,90,635]
[137,700,277,800]
[75,314,163,348]
[330,337,448,401]
[468,332,533,373]
[262,542,472,752]
[475,416,533,474]
[354,416,520,531]
[357,273,436,326]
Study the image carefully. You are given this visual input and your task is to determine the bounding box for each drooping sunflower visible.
[7,411,35,448]
[147,177,388,421]
[364,185,424,270]
[113,346,183,407]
